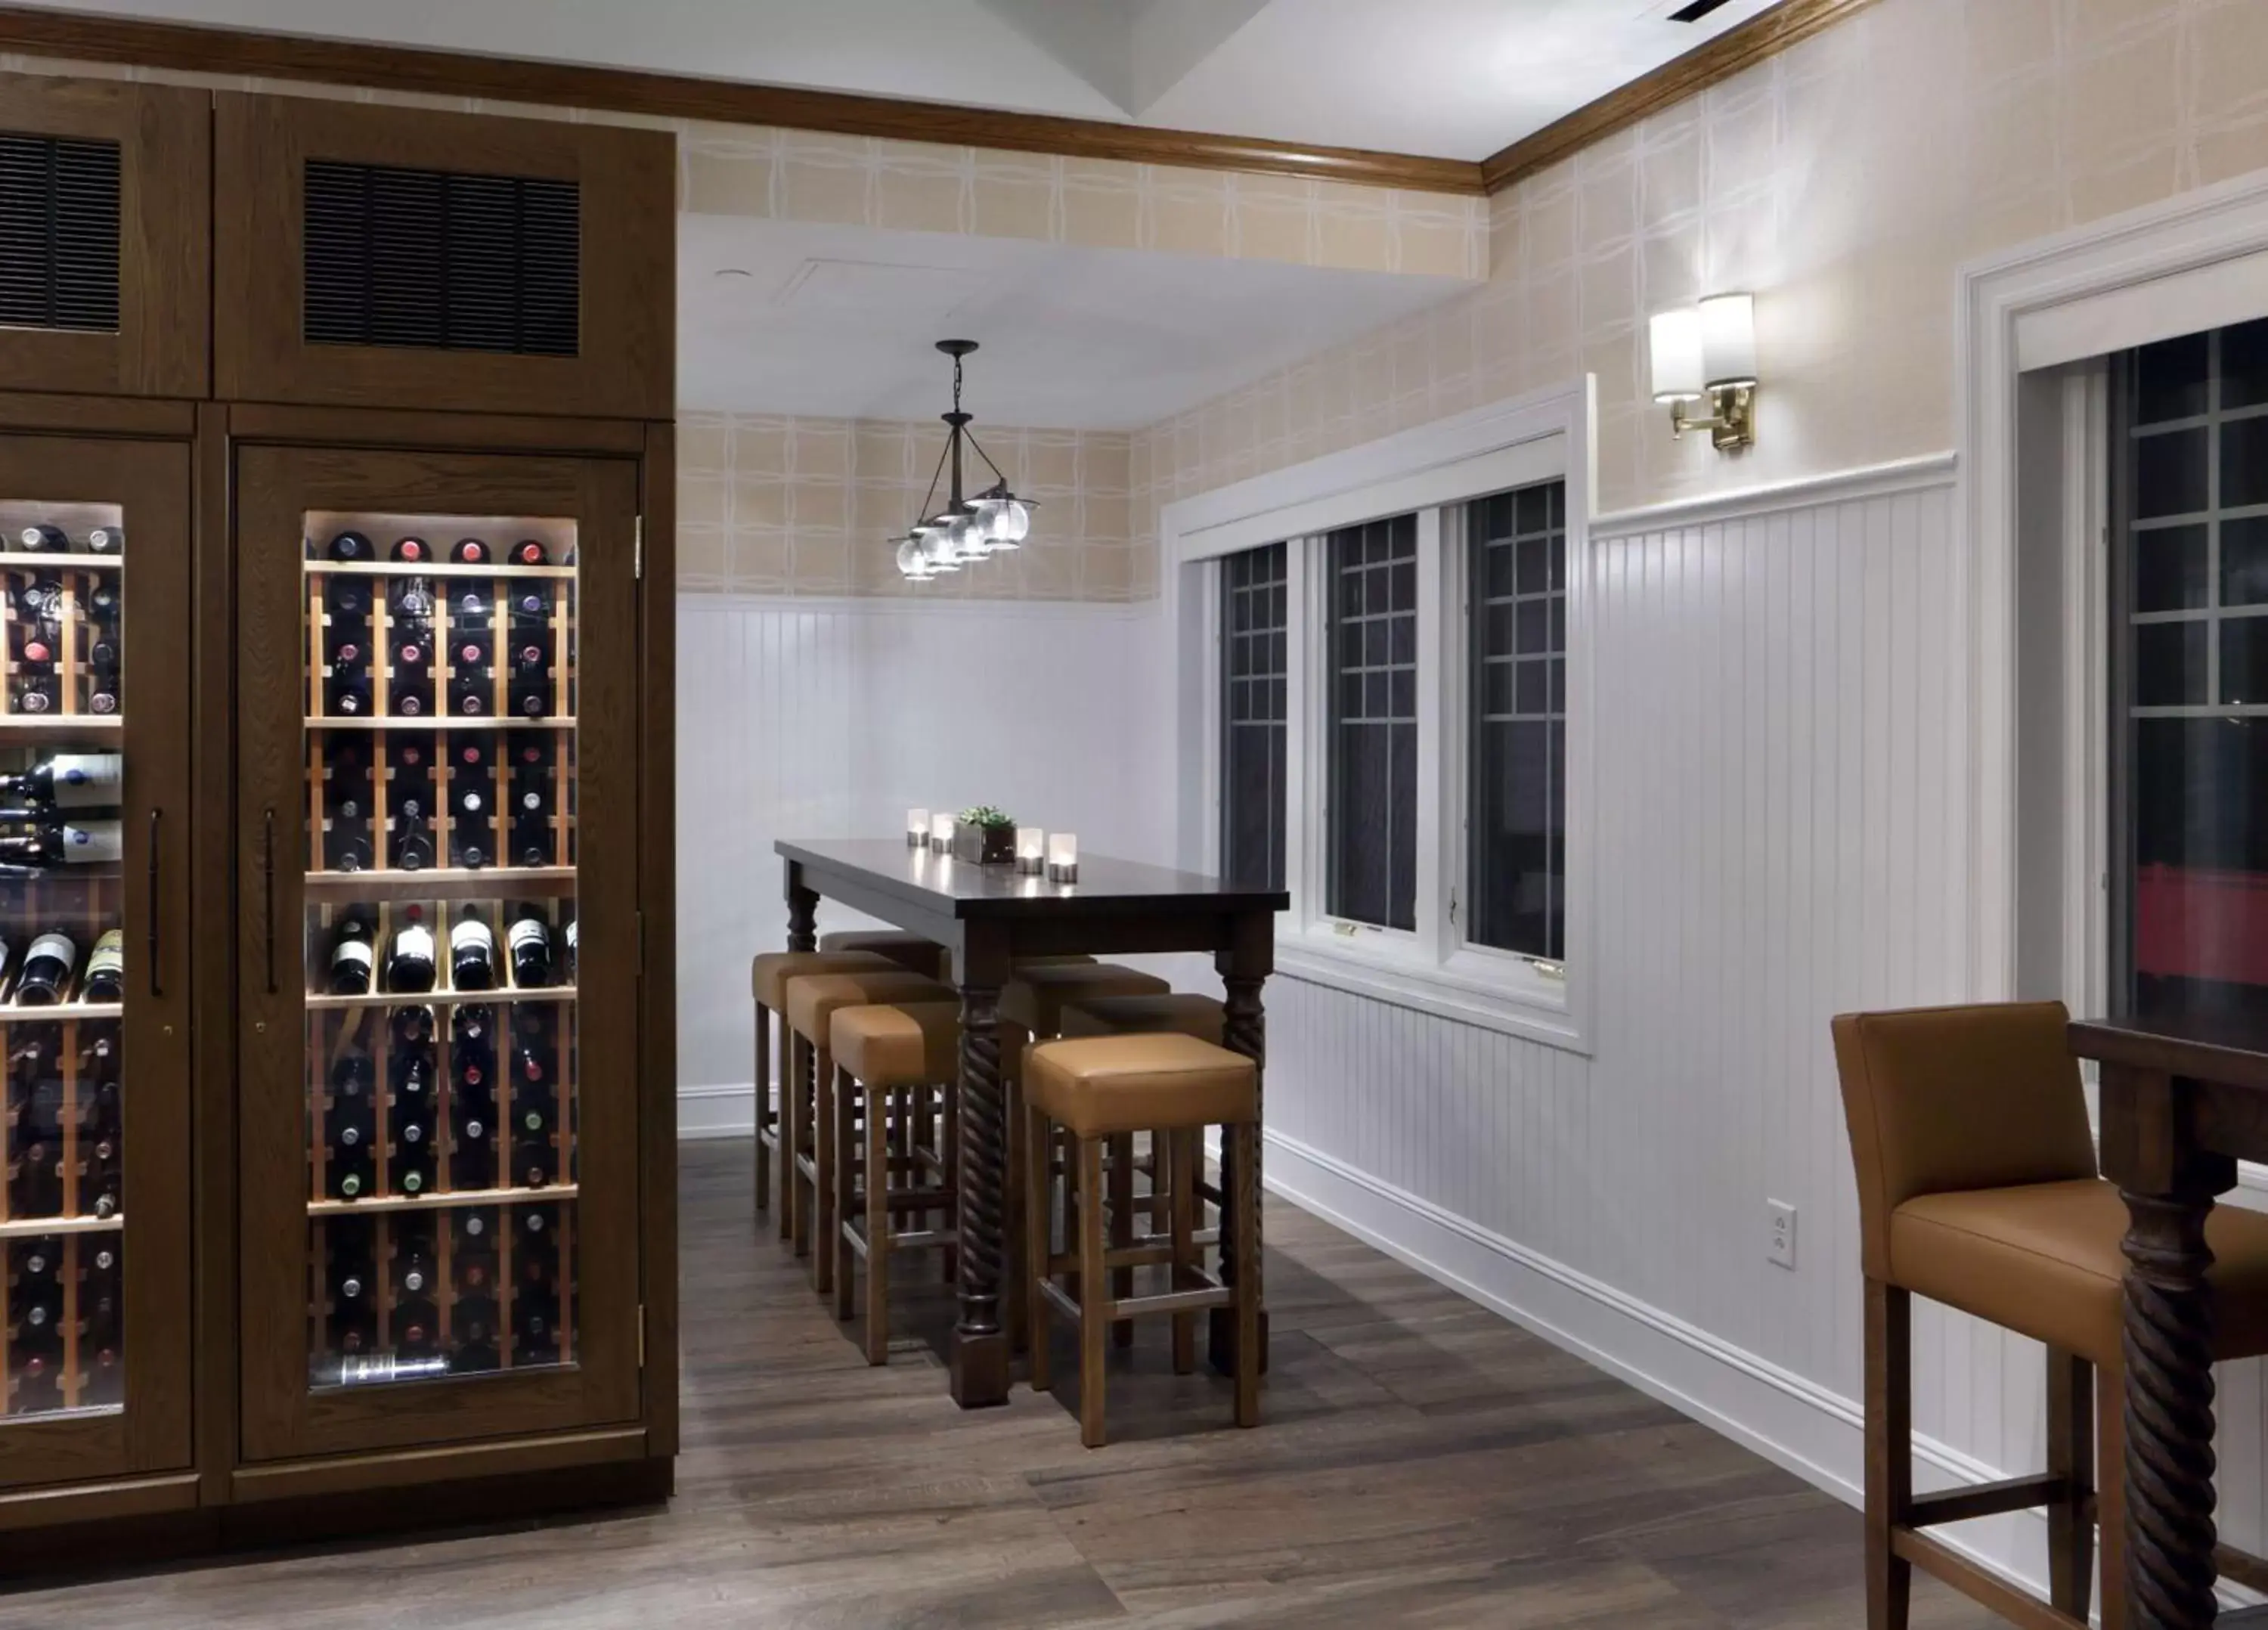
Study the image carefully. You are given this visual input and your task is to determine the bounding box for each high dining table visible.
[2073,1012,2268,1629]
[776,838,1288,1408]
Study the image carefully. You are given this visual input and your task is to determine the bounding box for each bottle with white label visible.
[327,916,375,996]
[0,815,122,869]
[384,919,437,994]
[0,752,123,810]
[450,913,497,992]
[14,931,77,1006]
[507,914,553,988]
[80,928,124,1002]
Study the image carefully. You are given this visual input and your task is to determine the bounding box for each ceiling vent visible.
[303,159,581,357]
[0,132,120,334]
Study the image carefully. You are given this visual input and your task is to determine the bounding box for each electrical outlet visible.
[1767,1200,1797,1270]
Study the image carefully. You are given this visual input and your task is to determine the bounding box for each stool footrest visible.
[1907,1473,2068,1530]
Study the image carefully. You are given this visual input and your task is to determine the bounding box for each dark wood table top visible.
[776,838,1288,921]
[2070,1010,2268,1091]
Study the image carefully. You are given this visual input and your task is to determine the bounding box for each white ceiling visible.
[30,0,1782,161]
[678,214,1473,426]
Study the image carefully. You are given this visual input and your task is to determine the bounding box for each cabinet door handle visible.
[263,807,277,996]
[147,807,162,999]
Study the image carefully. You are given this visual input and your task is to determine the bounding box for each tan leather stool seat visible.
[1060,993,1225,1046]
[753,950,892,1009]
[832,1001,961,1088]
[787,968,952,1040]
[1026,1034,1253,1139]
[1892,1176,2268,1366]
[819,931,948,981]
[1002,963,1170,1036]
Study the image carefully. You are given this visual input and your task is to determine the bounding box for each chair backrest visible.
[1830,1002,2097,1279]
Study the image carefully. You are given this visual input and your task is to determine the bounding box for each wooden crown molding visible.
[0,3,1484,195]
[1479,0,1881,193]
[0,0,1880,201]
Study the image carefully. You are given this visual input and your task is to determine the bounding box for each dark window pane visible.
[2223,518,2268,607]
[1516,659,1547,713]
[1219,541,1287,892]
[2224,319,2268,411]
[1327,515,1418,931]
[2223,414,2268,510]
[1483,659,1512,716]
[1391,560,1416,612]
[1517,536,1548,593]
[1514,599,1545,652]
[2136,428,2208,519]
[2135,621,2207,707]
[2138,331,2211,423]
[2136,523,2210,611]
[2223,618,2268,707]
[1485,543,1513,598]
[1516,485,1548,536]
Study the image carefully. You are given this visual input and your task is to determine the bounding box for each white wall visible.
[672,592,1173,1130]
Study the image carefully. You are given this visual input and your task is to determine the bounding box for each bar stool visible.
[784,967,952,1290]
[830,1000,962,1364]
[1023,1033,1258,1448]
[820,930,950,983]
[1832,1002,2268,1630]
[751,949,894,1228]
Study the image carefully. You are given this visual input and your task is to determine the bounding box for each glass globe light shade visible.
[895,538,931,580]
[919,525,959,572]
[943,511,983,562]
[995,497,1031,545]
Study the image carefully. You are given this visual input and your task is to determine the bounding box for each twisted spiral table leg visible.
[2119,1186,2221,1630]
[951,981,1010,1405]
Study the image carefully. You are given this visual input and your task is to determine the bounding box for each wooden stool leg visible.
[1109,1132,1136,1350]
[2046,1347,2094,1622]
[865,1083,892,1365]
[754,1004,773,1216]
[812,1043,838,1295]
[2098,1363,2129,1630]
[1024,1100,1052,1396]
[1231,1122,1259,1430]
[787,1030,810,1254]
[1078,1134,1108,1449]
[833,1068,857,1322]
[1169,1129,1196,1376]
[1864,1279,1912,1630]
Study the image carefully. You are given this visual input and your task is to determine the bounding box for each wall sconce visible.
[906,807,930,848]
[1015,827,1046,875]
[1649,293,1757,451]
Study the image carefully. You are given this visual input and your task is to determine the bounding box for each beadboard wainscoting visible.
[674,591,1173,1133]
[1196,453,2263,1607]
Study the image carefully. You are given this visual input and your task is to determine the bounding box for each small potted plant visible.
[953,805,1018,866]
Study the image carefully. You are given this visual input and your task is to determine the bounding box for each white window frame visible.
[1162,378,1597,1052]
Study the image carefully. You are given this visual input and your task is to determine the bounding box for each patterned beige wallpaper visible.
[678,411,1137,600]
[1133,0,2268,569]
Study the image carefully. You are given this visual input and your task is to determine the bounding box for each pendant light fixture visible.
[892,339,1037,581]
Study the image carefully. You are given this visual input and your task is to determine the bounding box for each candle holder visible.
[1015,827,1046,875]
[928,812,956,854]
[1046,832,1078,883]
[906,807,930,848]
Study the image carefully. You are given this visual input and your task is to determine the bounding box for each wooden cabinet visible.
[0,75,209,401]
[213,95,674,421]
[0,76,674,1563]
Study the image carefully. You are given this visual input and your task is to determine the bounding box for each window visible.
[1467,484,1566,961]
[1170,382,1591,1048]
[2111,318,2268,1023]
[1219,543,1287,891]
[1326,516,1418,929]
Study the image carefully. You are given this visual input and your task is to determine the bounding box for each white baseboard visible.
[680,1081,757,1139]
[1255,1129,2059,1604]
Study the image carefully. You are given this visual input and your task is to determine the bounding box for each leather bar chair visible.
[820,930,950,983]
[784,968,952,1290]
[1024,1033,1259,1448]
[751,950,894,1229]
[1832,1001,2268,1630]
[830,1000,962,1363]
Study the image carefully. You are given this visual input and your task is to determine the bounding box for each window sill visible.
[1276,932,1591,1055]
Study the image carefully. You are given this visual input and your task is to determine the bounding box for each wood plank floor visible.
[5,1139,2004,1626]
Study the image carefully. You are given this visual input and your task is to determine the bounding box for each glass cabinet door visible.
[0,435,192,1491]
[237,446,641,1462]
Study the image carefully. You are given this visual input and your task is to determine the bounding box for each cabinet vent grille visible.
[304,160,579,358]
[0,132,121,334]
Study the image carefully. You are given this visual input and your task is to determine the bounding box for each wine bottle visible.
[85,525,122,556]
[0,752,122,810]
[509,585,547,621]
[393,1234,436,1299]
[325,1219,379,1354]
[15,524,67,553]
[389,1114,434,1197]
[508,913,554,988]
[80,928,123,1003]
[14,932,77,1006]
[451,538,491,565]
[327,915,375,995]
[384,917,437,994]
[389,618,433,717]
[0,816,123,869]
[326,531,373,562]
[509,540,550,567]
[390,536,431,564]
[507,636,550,718]
[564,919,578,980]
[85,1136,120,1219]
[449,738,493,866]
[85,583,120,712]
[451,912,497,991]
[388,736,436,871]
